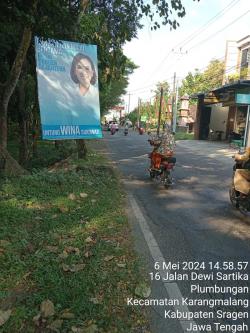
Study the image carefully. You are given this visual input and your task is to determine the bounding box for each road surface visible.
[103,129,250,333]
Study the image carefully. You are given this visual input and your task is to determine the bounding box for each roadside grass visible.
[174,132,194,140]
[7,140,77,170]
[147,128,194,141]
[0,143,150,333]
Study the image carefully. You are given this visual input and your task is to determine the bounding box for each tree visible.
[127,109,138,125]
[179,59,224,101]
[0,0,200,168]
[201,59,224,91]
[100,58,138,114]
[0,0,77,151]
[178,69,203,100]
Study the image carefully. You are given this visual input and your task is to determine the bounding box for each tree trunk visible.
[0,146,28,176]
[0,27,32,149]
[0,94,8,149]
[18,73,29,167]
[30,98,39,158]
[31,123,39,158]
[55,139,66,150]
[76,139,87,159]
[73,0,90,159]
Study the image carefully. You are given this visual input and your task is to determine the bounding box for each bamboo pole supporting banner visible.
[157,87,163,136]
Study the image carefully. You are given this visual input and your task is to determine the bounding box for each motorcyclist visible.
[234,147,250,196]
[148,126,176,169]
[124,123,129,135]
[110,122,116,135]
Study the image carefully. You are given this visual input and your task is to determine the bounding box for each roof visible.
[237,35,250,43]
[194,80,250,98]
[212,80,250,93]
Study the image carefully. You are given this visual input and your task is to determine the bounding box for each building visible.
[194,35,250,146]
[223,35,250,84]
[195,80,250,145]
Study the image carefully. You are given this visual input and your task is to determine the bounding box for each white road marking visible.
[128,193,201,333]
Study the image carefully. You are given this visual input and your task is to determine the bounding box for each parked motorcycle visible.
[148,138,176,187]
[229,158,250,214]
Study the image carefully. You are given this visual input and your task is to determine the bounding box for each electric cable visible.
[173,0,240,50]
[127,75,175,94]
[187,10,250,52]
[144,0,241,81]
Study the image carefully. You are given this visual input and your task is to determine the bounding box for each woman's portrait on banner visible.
[70,53,99,101]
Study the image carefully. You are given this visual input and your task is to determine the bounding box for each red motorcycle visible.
[148,139,176,187]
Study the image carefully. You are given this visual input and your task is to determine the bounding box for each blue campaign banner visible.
[34,37,102,140]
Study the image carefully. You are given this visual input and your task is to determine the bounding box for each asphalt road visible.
[103,129,250,333]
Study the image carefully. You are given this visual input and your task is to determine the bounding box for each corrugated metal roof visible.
[193,80,250,98]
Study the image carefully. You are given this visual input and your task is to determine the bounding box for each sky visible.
[121,0,250,112]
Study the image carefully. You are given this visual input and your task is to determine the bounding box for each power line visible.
[177,63,243,95]
[154,7,249,85]
[126,62,244,110]
[127,55,243,101]
[187,10,250,52]
[125,1,247,109]
[144,0,241,81]
[173,0,240,50]
[128,56,226,94]
[127,76,175,94]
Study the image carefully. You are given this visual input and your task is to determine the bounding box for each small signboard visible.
[236,93,250,105]
[112,106,125,111]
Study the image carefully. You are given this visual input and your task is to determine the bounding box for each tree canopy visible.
[0,0,200,169]
[179,59,225,100]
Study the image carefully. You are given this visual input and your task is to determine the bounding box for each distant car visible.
[108,121,119,131]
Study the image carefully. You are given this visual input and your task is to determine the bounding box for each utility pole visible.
[243,105,250,147]
[173,80,178,133]
[127,93,131,114]
[157,87,163,136]
[137,97,141,128]
[171,72,176,131]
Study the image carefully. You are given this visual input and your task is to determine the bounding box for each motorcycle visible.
[229,158,250,214]
[110,127,116,135]
[124,127,128,136]
[148,138,176,187]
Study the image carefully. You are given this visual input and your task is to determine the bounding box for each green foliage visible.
[201,59,225,90]
[174,132,194,140]
[128,80,172,125]
[240,67,249,80]
[7,140,77,170]
[153,81,171,98]
[227,72,240,83]
[99,58,138,115]
[179,59,225,100]
[0,0,201,165]
[127,109,138,125]
[179,69,203,98]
